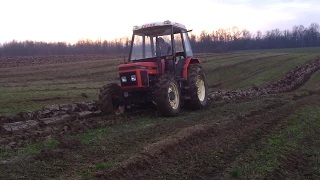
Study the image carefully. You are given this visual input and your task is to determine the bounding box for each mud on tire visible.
[97,83,121,115]
[185,63,208,109]
[153,74,181,117]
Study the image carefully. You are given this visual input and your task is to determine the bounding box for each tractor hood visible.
[118,62,160,88]
[119,62,158,71]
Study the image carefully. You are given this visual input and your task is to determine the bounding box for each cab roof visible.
[132,20,187,31]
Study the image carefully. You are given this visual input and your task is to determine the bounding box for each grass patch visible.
[77,169,93,180]
[231,168,239,178]
[71,128,109,144]
[230,54,317,89]
[122,117,154,129]
[203,53,279,70]
[298,70,320,92]
[69,117,153,145]
[0,138,60,158]
[96,161,116,170]
[205,53,317,90]
[234,47,320,53]
[227,105,320,179]
[0,88,98,115]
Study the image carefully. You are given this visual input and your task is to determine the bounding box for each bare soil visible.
[0,53,319,179]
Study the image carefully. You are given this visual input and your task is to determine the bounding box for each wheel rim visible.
[168,82,179,110]
[196,75,206,101]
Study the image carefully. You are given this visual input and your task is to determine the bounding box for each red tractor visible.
[97,20,208,116]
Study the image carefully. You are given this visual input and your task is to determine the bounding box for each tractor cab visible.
[126,21,194,76]
[97,20,208,117]
[129,20,193,63]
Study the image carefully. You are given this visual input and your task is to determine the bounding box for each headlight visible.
[131,75,136,81]
[121,76,127,82]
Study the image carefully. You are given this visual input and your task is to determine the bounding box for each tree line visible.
[0,38,129,57]
[191,23,320,53]
[0,22,319,57]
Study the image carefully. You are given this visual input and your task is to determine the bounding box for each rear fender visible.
[183,58,201,79]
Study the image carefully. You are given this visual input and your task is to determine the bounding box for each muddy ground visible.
[0,53,320,179]
[1,57,319,151]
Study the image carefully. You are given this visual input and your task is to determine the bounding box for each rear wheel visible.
[185,63,208,109]
[153,75,181,116]
[97,83,124,115]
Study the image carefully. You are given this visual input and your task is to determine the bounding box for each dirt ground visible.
[0,53,320,179]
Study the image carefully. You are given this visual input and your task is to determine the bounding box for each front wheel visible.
[153,75,181,116]
[185,63,208,109]
[97,83,124,116]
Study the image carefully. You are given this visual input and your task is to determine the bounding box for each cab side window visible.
[182,32,193,57]
[174,33,184,53]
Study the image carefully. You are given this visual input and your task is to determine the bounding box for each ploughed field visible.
[0,50,320,179]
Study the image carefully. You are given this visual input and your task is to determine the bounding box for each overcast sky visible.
[1,0,319,44]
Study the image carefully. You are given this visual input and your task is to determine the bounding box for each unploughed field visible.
[0,48,320,179]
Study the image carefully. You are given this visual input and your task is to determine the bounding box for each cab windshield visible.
[130,26,172,61]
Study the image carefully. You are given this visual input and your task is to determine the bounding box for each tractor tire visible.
[185,63,208,109]
[153,75,181,116]
[97,83,122,115]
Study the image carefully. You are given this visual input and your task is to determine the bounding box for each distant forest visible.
[0,23,319,57]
